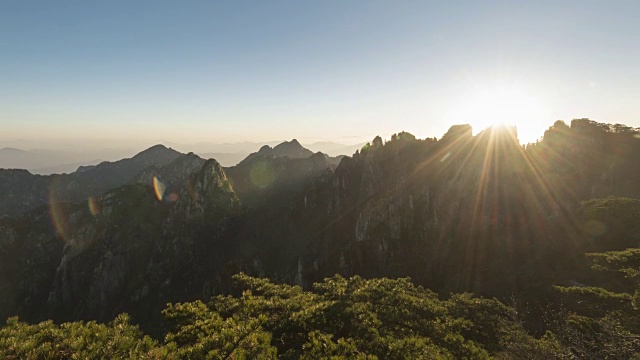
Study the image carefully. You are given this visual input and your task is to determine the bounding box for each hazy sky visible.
[2,1,639,145]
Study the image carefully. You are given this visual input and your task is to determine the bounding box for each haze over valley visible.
[0,139,364,174]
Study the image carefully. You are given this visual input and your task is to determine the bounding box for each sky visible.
[1,0,639,147]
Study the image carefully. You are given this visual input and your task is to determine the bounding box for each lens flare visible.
[165,193,180,202]
[250,161,275,189]
[584,220,607,236]
[153,176,166,201]
[48,176,71,242]
[88,197,100,216]
[49,202,69,241]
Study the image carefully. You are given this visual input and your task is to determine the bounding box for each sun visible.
[449,82,549,144]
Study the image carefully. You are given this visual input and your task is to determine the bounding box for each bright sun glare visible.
[450,82,548,144]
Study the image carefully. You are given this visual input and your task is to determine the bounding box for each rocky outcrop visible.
[167,159,240,224]
[132,152,206,199]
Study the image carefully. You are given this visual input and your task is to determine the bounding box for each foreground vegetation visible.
[3,247,640,360]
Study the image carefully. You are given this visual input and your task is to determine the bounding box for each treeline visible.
[2,250,639,360]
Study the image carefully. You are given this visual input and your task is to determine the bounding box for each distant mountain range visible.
[0,140,363,173]
[0,147,104,175]
[0,140,343,216]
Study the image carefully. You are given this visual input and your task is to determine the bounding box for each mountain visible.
[164,140,360,167]
[0,140,341,216]
[239,139,314,164]
[0,145,183,217]
[1,119,640,338]
[267,139,314,158]
[132,152,207,199]
[227,143,333,207]
[237,139,343,171]
[226,140,343,207]
[167,140,362,158]
[48,144,183,202]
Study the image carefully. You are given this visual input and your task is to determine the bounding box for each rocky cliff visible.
[132,152,206,200]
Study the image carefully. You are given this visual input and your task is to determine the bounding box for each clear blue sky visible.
[2,0,639,145]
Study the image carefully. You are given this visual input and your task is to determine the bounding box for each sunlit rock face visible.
[166,159,240,224]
